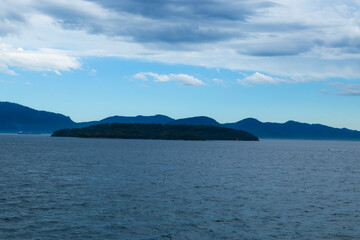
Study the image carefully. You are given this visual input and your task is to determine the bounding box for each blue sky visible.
[0,0,360,129]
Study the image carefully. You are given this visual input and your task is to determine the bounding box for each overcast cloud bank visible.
[0,0,360,80]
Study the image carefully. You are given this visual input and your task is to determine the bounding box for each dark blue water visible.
[1,135,360,239]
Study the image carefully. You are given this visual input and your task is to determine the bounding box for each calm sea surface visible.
[0,135,360,239]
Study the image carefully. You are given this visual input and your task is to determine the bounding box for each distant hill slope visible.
[77,115,174,128]
[52,123,259,141]
[79,115,220,128]
[224,118,360,140]
[100,114,174,124]
[0,102,76,133]
[169,116,221,126]
[1,101,360,140]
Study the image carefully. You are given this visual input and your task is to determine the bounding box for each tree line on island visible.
[52,123,259,141]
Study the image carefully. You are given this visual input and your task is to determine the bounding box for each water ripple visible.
[0,136,359,239]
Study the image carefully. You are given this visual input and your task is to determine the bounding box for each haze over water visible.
[1,135,359,239]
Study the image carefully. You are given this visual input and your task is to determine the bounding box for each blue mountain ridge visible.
[1,101,360,140]
[0,102,76,133]
[168,116,221,126]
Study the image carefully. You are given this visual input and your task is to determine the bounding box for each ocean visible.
[1,135,359,239]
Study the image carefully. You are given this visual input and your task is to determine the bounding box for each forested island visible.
[52,123,259,141]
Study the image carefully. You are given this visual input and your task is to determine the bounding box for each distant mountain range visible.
[223,118,360,140]
[0,102,76,133]
[1,101,360,140]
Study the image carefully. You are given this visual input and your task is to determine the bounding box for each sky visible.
[0,0,360,129]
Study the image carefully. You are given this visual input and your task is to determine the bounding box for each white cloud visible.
[213,78,228,87]
[0,44,80,75]
[0,64,16,75]
[89,69,97,76]
[133,72,205,86]
[170,74,205,86]
[213,78,224,84]
[320,89,329,95]
[237,72,286,86]
[331,82,360,96]
[133,72,150,81]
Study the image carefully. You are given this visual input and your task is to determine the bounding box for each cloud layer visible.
[0,44,80,75]
[133,72,205,86]
[331,83,360,96]
[1,0,360,79]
